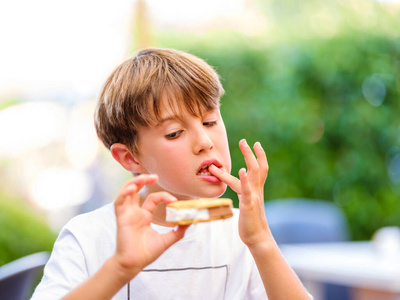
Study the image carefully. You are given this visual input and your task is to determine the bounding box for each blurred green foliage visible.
[0,192,56,265]
[156,3,400,240]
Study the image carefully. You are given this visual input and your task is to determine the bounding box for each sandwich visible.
[166,198,233,225]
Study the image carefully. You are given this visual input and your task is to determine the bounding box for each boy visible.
[31,48,311,299]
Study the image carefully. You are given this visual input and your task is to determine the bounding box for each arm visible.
[63,174,188,300]
[210,140,311,300]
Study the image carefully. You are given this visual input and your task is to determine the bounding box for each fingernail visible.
[169,195,178,201]
[126,184,136,192]
[254,141,261,148]
[240,139,248,146]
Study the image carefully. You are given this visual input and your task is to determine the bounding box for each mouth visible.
[197,159,223,182]
[198,165,212,176]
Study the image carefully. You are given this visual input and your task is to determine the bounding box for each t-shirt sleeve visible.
[31,226,89,300]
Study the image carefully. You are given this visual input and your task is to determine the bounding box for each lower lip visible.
[197,175,222,184]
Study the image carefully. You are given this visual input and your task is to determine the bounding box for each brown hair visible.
[94,48,225,154]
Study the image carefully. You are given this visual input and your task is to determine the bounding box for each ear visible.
[110,143,145,173]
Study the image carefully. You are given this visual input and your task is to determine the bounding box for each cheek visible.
[141,143,188,174]
[216,128,231,158]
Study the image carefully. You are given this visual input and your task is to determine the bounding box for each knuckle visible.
[145,193,157,202]
[261,162,269,172]
[148,191,171,201]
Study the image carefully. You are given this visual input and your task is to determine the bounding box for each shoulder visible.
[61,203,116,238]
[53,202,117,262]
[31,204,117,300]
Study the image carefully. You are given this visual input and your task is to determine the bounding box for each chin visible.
[165,182,228,200]
[197,184,227,199]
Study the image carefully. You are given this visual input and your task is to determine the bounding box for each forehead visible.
[149,91,220,126]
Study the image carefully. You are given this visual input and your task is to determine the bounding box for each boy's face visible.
[135,97,231,200]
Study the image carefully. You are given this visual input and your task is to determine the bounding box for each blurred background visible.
[0,0,400,297]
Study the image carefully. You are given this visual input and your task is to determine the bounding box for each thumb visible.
[161,225,189,249]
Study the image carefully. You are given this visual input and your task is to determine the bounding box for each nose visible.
[192,127,214,154]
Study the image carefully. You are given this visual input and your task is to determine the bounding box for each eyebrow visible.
[155,115,182,127]
[154,107,218,127]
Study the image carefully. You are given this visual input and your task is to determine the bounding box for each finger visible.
[129,174,159,192]
[239,139,258,169]
[209,164,241,194]
[238,168,252,206]
[142,192,177,214]
[253,142,269,184]
[116,174,159,206]
[239,139,260,185]
[115,183,138,208]
[161,225,190,249]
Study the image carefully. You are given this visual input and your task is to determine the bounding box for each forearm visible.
[249,240,311,300]
[62,257,139,300]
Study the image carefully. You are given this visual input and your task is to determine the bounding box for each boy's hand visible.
[112,174,188,281]
[209,139,271,248]
[212,142,312,300]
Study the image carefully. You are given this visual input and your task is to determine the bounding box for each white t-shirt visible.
[31,204,267,300]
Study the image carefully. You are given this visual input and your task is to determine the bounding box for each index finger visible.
[209,165,241,194]
[130,174,159,192]
[116,174,159,206]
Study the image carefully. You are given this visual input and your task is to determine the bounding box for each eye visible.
[165,130,183,139]
[203,121,217,127]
